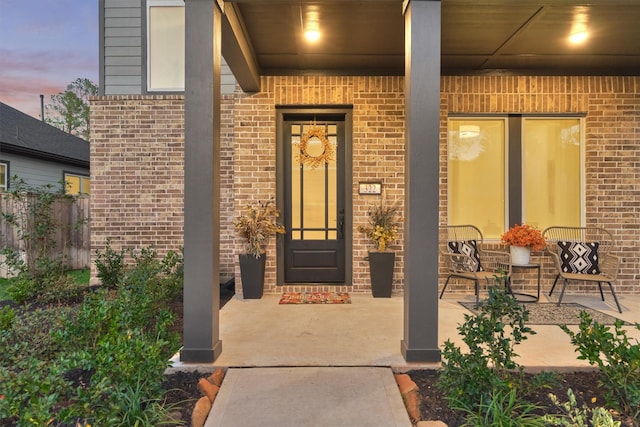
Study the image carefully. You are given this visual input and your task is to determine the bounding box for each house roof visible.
[221,0,640,91]
[0,102,89,168]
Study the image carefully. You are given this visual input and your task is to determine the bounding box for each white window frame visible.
[147,0,185,92]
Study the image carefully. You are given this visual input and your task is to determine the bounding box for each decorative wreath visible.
[297,126,335,169]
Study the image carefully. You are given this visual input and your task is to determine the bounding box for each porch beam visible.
[401,0,441,362]
[182,0,223,363]
[221,3,261,92]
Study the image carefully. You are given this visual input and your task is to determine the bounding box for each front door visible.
[283,114,346,283]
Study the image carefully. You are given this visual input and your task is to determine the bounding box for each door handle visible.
[338,209,345,239]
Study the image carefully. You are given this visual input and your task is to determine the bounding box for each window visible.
[147,0,185,92]
[65,173,90,195]
[448,119,506,238]
[0,161,7,191]
[522,118,582,228]
[448,116,583,239]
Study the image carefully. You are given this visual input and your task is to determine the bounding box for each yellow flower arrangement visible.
[501,223,546,251]
[358,202,399,252]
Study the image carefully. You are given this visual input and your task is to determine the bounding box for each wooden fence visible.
[0,195,90,277]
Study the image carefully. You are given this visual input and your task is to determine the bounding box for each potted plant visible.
[500,223,546,265]
[235,200,286,298]
[358,201,400,297]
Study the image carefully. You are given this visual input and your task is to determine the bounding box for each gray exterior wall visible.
[0,152,89,190]
[101,0,236,96]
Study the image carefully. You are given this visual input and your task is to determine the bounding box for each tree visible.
[45,78,98,140]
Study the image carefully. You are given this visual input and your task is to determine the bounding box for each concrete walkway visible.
[204,367,412,427]
[171,292,640,426]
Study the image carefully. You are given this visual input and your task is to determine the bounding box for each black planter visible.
[239,253,266,299]
[368,251,395,298]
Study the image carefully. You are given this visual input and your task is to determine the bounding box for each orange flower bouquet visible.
[500,223,546,251]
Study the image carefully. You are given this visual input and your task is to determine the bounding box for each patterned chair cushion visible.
[447,240,484,272]
[557,241,600,275]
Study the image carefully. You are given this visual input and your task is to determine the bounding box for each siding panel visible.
[103,0,142,95]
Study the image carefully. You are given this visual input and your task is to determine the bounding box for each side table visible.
[507,263,540,302]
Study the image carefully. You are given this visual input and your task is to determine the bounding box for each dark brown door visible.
[283,114,345,283]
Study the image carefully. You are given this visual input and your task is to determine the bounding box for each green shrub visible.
[561,312,640,420]
[94,238,127,289]
[453,387,545,426]
[2,245,183,424]
[437,283,537,411]
[0,306,15,331]
[0,356,71,425]
[1,177,84,302]
[544,389,621,427]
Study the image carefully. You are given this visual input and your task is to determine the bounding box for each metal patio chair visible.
[542,226,622,313]
[440,225,512,304]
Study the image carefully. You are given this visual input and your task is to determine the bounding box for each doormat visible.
[279,292,351,304]
[459,302,629,326]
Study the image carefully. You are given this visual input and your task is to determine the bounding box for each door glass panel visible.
[290,122,338,241]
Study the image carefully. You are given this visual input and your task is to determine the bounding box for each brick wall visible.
[440,76,640,295]
[234,76,405,294]
[89,95,236,281]
[90,75,640,297]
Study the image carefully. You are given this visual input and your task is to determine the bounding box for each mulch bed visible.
[162,368,638,426]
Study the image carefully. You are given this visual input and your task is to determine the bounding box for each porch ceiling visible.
[222,0,640,80]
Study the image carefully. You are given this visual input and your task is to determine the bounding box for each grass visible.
[67,268,90,285]
[0,277,10,300]
[0,268,90,301]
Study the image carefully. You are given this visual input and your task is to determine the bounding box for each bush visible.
[438,283,537,411]
[1,177,87,304]
[94,238,126,289]
[544,389,622,427]
[561,312,640,421]
[1,246,184,425]
[454,387,545,427]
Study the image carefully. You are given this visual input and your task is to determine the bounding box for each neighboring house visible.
[93,0,640,363]
[0,102,90,195]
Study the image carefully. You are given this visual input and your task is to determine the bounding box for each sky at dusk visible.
[0,0,98,119]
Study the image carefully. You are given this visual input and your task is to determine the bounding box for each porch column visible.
[181,0,223,362]
[401,0,441,362]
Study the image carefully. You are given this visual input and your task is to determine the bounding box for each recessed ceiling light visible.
[569,31,589,44]
[305,29,321,42]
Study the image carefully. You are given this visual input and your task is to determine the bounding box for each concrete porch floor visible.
[173,290,640,371]
[172,290,640,427]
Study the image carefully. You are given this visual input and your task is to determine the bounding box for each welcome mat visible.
[459,302,629,325]
[279,292,351,304]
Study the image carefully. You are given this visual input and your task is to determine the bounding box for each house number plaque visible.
[358,182,382,195]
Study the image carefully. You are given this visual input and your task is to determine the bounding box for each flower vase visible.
[510,246,531,266]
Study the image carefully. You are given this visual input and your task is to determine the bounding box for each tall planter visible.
[239,253,266,299]
[368,251,395,298]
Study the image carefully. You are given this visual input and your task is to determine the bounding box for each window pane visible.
[523,118,581,228]
[149,5,185,91]
[66,175,80,195]
[448,119,505,239]
[81,177,91,194]
[0,164,6,190]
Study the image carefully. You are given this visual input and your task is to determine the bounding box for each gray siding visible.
[102,0,143,95]
[0,153,89,190]
[101,0,237,96]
